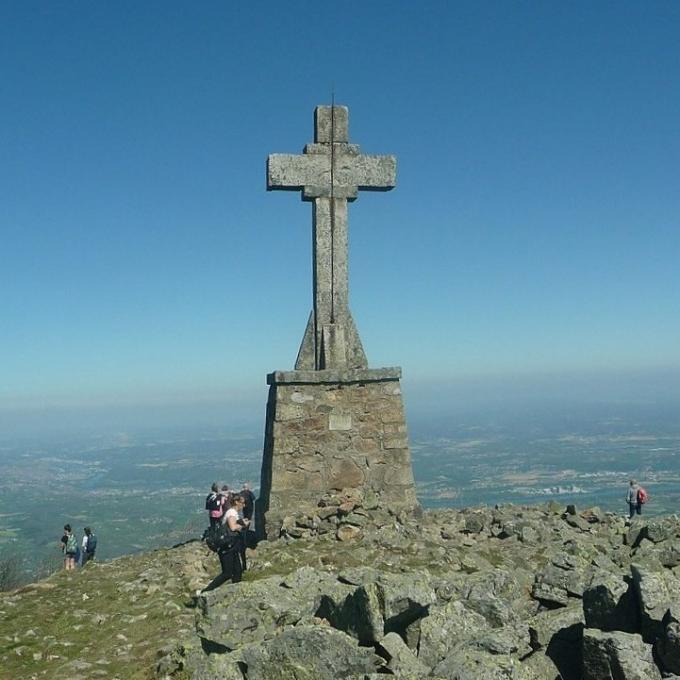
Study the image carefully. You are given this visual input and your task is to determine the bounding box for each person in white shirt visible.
[204,495,245,590]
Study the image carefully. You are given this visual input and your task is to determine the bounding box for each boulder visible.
[377,631,430,676]
[336,524,362,541]
[378,572,437,635]
[327,582,384,644]
[462,569,526,626]
[465,513,487,534]
[432,646,521,679]
[237,625,384,679]
[528,605,584,649]
[582,628,661,680]
[645,518,675,544]
[632,564,680,641]
[417,599,489,668]
[532,564,585,608]
[657,607,680,675]
[582,571,637,633]
[660,541,680,568]
[188,653,245,680]
[196,569,350,650]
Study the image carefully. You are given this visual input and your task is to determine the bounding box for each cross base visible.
[255,366,419,539]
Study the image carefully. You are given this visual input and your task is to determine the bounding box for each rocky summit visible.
[4,496,680,679]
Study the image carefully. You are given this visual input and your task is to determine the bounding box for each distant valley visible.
[1,400,679,584]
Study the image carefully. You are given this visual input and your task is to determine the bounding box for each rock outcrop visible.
[5,501,680,680]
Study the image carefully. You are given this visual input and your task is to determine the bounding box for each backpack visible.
[638,488,649,505]
[205,493,220,512]
[205,523,238,553]
[65,534,77,554]
[86,534,97,554]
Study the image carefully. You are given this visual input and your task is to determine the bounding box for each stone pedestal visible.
[256,367,419,538]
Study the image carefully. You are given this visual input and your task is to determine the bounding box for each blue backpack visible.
[87,534,97,554]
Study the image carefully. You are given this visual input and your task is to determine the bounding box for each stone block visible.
[329,413,352,430]
[328,458,366,490]
[383,436,409,450]
[582,629,661,680]
[275,404,306,421]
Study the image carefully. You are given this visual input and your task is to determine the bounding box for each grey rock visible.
[377,631,430,676]
[465,513,487,534]
[632,564,680,641]
[378,572,437,634]
[237,625,384,679]
[197,570,349,650]
[516,652,561,680]
[528,605,584,649]
[564,514,590,532]
[657,608,680,675]
[417,599,489,668]
[645,518,674,544]
[532,564,585,608]
[189,653,245,680]
[582,628,661,680]
[463,569,526,626]
[659,541,680,568]
[328,582,384,644]
[432,646,521,679]
[625,523,646,547]
[582,571,637,633]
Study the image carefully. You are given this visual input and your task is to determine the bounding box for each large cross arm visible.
[267,154,325,191]
[267,153,397,194]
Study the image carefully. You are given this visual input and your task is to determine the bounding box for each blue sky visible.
[1,2,679,425]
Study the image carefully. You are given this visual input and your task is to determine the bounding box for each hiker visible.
[234,494,250,571]
[627,479,641,519]
[205,482,224,528]
[203,495,244,591]
[82,527,97,565]
[220,485,232,514]
[240,482,255,523]
[60,524,77,570]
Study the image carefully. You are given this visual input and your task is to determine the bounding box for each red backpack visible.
[637,488,649,504]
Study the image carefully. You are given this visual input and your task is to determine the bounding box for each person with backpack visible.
[60,524,77,570]
[205,482,224,529]
[82,527,97,565]
[220,485,232,516]
[202,495,244,591]
[240,482,255,523]
[626,479,642,519]
[234,493,250,571]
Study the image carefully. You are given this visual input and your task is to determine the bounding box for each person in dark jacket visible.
[240,482,255,522]
[82,527,97,565]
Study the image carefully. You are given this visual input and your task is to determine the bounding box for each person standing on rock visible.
[234,494,250,571]
[60,524,77,570]
[627,479,641,519]
[205,483,224,529]
[220,485,232,517]
[203,495,244,591]
[82,527,97,565]
[240,482,255,524]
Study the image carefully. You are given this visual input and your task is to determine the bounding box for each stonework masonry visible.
[256,369,418,538]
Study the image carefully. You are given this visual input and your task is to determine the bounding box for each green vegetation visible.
[0,541,211,680]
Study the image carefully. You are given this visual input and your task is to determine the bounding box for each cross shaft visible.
[267,106,396,370]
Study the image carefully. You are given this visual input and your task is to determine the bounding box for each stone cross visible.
[267,106,396,370]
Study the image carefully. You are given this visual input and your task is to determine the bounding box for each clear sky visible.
[1,2,679,430]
